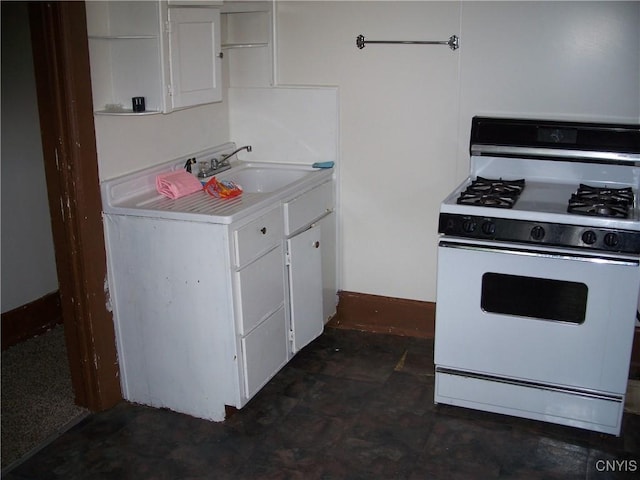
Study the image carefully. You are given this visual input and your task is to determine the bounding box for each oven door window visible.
[481,273,588,324]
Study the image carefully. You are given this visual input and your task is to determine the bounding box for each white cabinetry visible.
[166,6,222,110]
[103,176,336,421]
[85,1,222,115]
[287,226,323,353]
[104,205,287,420]
[221,1,274,87]
[284,180,337,354]
[231,207,288,403]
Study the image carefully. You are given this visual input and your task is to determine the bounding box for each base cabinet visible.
[284,180,337,341]
[104,215,234,421]
[104,207,287,421]
[104,179,336,421]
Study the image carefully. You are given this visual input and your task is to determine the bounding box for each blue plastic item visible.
[312,161,335,169]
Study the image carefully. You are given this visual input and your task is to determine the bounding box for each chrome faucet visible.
[221,145,252,164]
[196,145,252,179]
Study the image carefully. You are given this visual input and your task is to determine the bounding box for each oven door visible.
[434,237,640,394]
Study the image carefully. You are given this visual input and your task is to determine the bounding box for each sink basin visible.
[220,164,315,193]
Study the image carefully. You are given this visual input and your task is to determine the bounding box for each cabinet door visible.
[167,7,222,109]
[287,224,324,354]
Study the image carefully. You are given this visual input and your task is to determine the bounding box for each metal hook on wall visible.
[356,34,459,51]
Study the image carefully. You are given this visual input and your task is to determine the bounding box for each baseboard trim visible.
[1,291,63,350]
[329,290,435,338]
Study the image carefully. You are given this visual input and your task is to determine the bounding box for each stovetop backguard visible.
[469,117,640,164]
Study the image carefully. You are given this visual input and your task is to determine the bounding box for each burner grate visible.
[567,184,634,218]
[457,177,525,209]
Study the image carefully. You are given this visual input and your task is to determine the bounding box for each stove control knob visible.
[481,221,496,236]
[604,232,619,248]
[462,219,477,233]
[582,230,597,245]
[530,225,545,241]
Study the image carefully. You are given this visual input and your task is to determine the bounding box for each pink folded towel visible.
[156,170,203,199]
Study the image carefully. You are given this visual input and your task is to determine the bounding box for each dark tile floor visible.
[3,328,640,479]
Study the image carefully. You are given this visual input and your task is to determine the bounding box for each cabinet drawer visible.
[241,306,287,401]
[284,181,334,236]
[235,245,285,335]
[234,207,283,268]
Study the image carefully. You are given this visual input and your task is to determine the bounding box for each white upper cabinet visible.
[86,1,222,115]
[166,6,222,110]
[221,1,274,87]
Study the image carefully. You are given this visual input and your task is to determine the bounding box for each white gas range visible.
[434,117,640,436]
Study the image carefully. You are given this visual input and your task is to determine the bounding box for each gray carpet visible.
[1,325,89,469]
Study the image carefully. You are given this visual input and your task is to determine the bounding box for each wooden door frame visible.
[28,1,121,411]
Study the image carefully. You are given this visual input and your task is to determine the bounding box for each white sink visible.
[220,163,316,193]
[102,155,333,225]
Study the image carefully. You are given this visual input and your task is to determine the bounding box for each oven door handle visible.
[439,240,640,266]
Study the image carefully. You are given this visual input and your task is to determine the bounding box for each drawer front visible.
[284,181,334,236]
[234,207,283,268]
[235,245,285,335]
[241,306,288,401]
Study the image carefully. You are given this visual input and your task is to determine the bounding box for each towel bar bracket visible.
[356,34,459,51]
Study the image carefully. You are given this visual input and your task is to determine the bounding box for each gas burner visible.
[572,184,634,205]
[457,177,525,209]
[567,184,634,218]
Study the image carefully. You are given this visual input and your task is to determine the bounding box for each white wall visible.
[1,2,59,313]
[275,0,640,302]
[228,86,339,165]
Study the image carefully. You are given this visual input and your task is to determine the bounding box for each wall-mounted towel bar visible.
[356,34,459,51]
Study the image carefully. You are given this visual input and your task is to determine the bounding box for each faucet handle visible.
[197,161,210,177]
